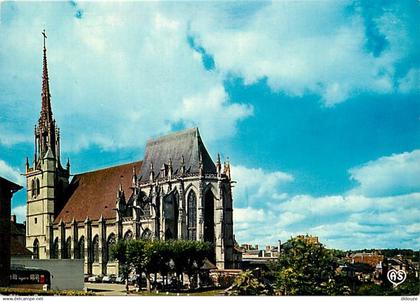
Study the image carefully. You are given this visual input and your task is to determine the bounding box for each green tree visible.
[126,240,148,290]
[275,235,350,295]
[227,270,272,296]
[389,273,420,296]
[110,240,131,293]
[183,240,212,289]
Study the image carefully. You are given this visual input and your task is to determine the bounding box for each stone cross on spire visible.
[42,29,47,49]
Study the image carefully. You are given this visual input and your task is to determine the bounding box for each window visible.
[92,235,99,263]
[106,234,116,263]
[65,237,72,259]
[187,190,197,240]
[31,178,41,198]
[124,230,133,240]
[36,179,40,196]
[141,228,152,240]
[76,236,85,259]
[33,239,39,259]
[34,217,37,224]
[51,238,59,259]
[204,190,215,245]
[31,179,35,197]
[62,237,71,259]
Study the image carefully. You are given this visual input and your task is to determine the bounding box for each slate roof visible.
[54,161,142,223]
[10,236,32,257]
[138,127,216,182]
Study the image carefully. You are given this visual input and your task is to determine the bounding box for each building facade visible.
[0,177,22,287]
[26,34,235,275]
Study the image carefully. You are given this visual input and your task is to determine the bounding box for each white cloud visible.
[0,2,253,151]
[173,86,253,141]
[11,205,26,223]
[1,1,417,150]
[349,149,420,197]
[231,151,420,250]
[231,164,293,208]
[398,68,420,93]
[188,1,413,106]
[0,160,24,186]
[235,191,420,249]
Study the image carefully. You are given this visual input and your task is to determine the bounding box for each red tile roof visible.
[54,161,142,223]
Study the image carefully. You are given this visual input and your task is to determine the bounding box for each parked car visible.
[88,275,103,283]
[115,276,125,284]
[128,274,140,285]
[102,274,117,283]
[84,274,91,282]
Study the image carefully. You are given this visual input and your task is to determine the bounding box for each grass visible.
[134,288,225,296]
[0,287,95,296]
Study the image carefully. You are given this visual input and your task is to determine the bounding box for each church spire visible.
[33,30,62,167]
[40,29,53,123]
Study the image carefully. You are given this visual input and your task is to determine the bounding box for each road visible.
[84,282,135,296]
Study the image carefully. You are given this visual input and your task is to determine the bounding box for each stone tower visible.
[25,31,70,259]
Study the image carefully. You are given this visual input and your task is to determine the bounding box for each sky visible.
[0,0,419,250]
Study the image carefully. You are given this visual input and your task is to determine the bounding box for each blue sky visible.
[0,1,419,250]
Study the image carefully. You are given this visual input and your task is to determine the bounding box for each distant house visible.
[0,176,22,287]
[350,252,384,267]
[10,215,32,259]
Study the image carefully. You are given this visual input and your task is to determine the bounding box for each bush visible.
[226,270,273,296]
[216,274,236,288]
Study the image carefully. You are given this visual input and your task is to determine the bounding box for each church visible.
[25,34,235,276]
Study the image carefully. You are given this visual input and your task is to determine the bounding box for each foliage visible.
[388,273,420,296]
[0,287,94,296]
[356,283,390,296]
[110,239,131,292]
[110,239,212,292]
[216,274,236,288]
[274,235,350,296]
[135,288,225,296]
[355,273,419,296]
[226,270,273,296]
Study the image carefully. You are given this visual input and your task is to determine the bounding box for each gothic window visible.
[142,203,151,218]
[187,190,197,241]
[36,179,40,196]
[106,233,116,263]
[76,236,85,259]
[126,197,133,217]
[165,228,173,240]
[204,189,215,246]
[31,179,35,197]
[33,239,39,259]
[139,192,151,219]
[62,237,71,259]
[92,235,99,263]
[51,237,59,259]
[124,230,133,240]
[141,228,152,240]
[164,191,178,240]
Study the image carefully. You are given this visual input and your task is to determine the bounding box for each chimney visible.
[278,240,281,253]
[11,214,16,223]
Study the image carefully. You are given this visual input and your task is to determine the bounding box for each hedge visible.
[0,287,95,296]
